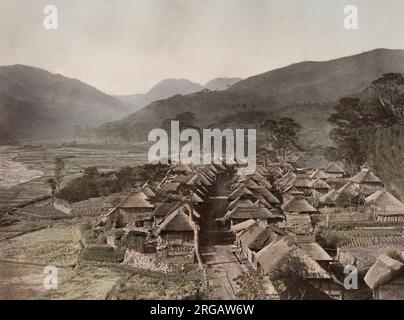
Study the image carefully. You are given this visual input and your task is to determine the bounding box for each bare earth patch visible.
[0,224,82,267]
[0,154,43,189]
[41,264,126,300]
[0,261,72,300]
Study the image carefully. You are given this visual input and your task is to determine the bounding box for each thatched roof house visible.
[171,164,193,174]
[116,191,155,227]
[351,168,383,188]
[152,201,182,224]
[319,190,340,207]
[226,204,284,224]
[256,238,330,280]
[230,219,256,233]
[310,179,331,193]
[119,192,154,209]
[228,186,254,200]
[325,162,345,178]
[298,242,333,267]
[365,190,404,217]
[157,205,195,244]
[254,187,280,205]
[364,254,404,290]
[311,169,329,180]
[281,197,317,214]
[228,198,255,211]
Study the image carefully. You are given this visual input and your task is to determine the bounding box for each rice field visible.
[0,143,149,211]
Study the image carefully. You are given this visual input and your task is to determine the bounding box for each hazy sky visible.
[1,0,403,95]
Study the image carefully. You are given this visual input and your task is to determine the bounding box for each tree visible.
[161,111,199,132]
[328,98,367,173]
[48,158,65,194]
[260,117,302,162]
[370,73,404,119]
[328,73,404,173]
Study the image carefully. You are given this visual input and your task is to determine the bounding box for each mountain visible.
[116,77,243,113]
[116,79,204,113]
[0,65,129,144]
[229,48,404,103]
[204,78,242,91]
[97,49,404,147]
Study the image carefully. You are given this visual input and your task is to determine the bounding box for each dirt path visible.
[200,174,247,299]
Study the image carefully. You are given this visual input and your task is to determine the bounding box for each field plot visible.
[0,143,149,211]
[108,268,203,300]
[0,223,82,267]
[0,261,72,300]
[41,264,126,300]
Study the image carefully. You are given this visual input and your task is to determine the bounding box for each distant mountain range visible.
[97,49,404,147]
[0,65,130,143]
[0,64,241,144]
[116,77,242,112]
[3,49,404,146]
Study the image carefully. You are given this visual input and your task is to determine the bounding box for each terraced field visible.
[0,143,149,211]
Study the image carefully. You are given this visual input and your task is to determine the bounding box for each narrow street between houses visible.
[200,174,248,299]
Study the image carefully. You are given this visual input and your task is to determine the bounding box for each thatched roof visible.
[227,205,283,220]
[254,187,280,204]
[242,179,261,189]
[173,172,201,185]
[311,169,329,180]
[228,186,254,200]
[364,254,404,290]
[197,172,213,186]
[153,201,182,218]
[213,163,227,171]
[202,168,216,179]
[171,164,193,174]
[351,169,382,184]
[228,198,255,211]
[288,177,312,188]
[238,225,279,251]
[230,219,256,233]
[238,225,266,247]
[310,178,331,190]
[118,192,154,209]
[199,170,215,183]
[281,197,317,213]
[277,172,297,187]
[256,165,269,176]
[298,242,333,262]
[319,190,340,205]
[142,185,158,199]
[249,227,283,251]
[158,205,194,233]
[337,181,360,197]
[256,238,330,279]
[161,181,180,193]
[365,190,404,215]
[325,162,345,174]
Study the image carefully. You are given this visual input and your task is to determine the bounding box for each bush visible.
[80,245,125,263]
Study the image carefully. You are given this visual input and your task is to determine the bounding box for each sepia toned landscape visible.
[1,0,404,301]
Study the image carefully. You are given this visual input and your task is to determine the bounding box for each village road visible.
[200,174,247,299]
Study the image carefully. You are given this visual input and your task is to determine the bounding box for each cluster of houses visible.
[223,163,343,299]
[103,163,231,252]
[91,153,404,299]
[226,152,404,299]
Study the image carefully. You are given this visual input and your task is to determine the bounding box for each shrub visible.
[80,245,125,263]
